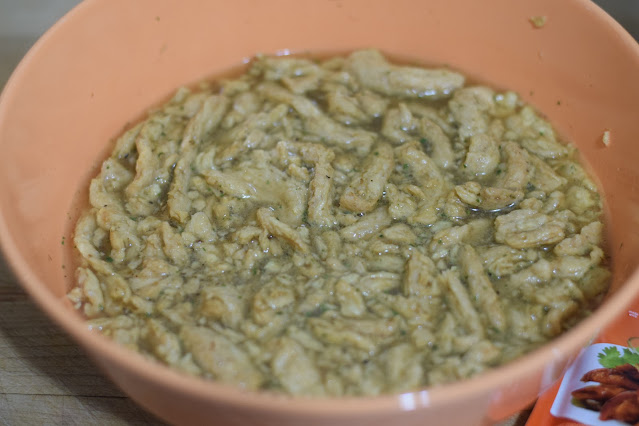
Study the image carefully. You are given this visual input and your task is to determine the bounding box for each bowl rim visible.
[2,0,639,417]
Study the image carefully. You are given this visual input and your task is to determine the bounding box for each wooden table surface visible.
[1,1,637,425]
[0,257,165,425]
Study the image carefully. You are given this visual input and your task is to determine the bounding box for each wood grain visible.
[0,256,164,425]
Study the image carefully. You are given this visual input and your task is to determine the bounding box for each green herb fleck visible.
[420,138,428,145]
[529,15,547,28]
[374,151,379,156]
[302,209,309,224]
[252,267,258,276]
[105,256,114,262]
[403,163,409,170]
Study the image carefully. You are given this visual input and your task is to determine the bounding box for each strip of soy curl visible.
[526,294,639,425]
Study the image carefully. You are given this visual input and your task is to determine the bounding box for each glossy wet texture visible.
[1,0,639,424]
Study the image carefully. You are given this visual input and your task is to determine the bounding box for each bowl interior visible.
[2,0,639,424]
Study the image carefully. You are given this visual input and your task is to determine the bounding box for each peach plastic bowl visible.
[1,0,639,424]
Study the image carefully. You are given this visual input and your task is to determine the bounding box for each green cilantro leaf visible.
[598,346,623,368]
[621,348,639,366]
[597,346,639,368]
